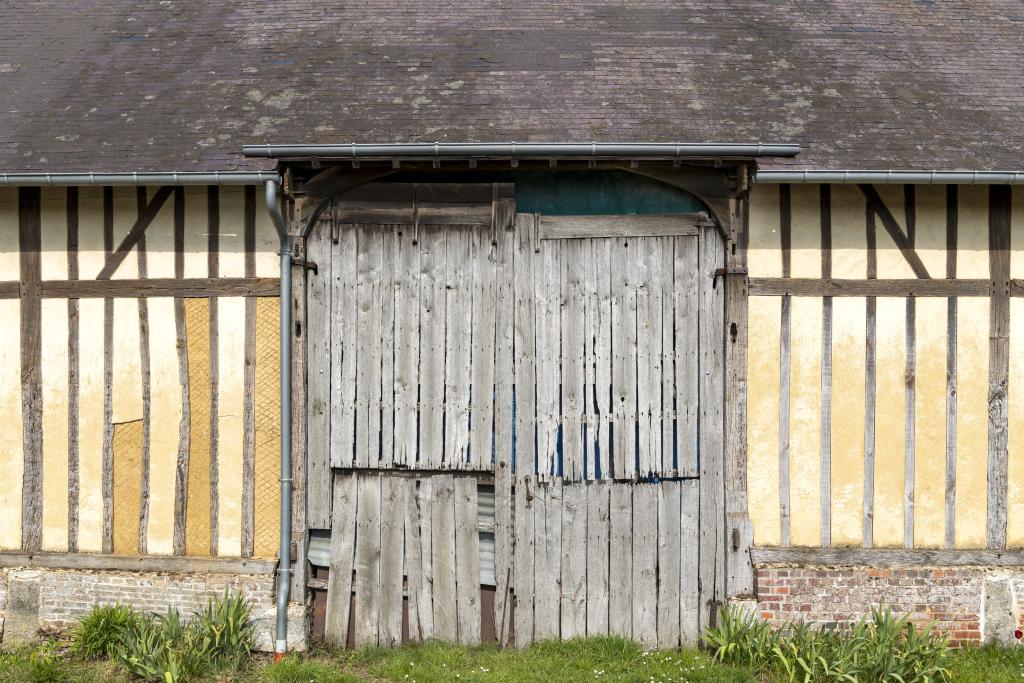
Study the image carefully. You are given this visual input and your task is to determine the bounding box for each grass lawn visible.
[2,637,1023,682]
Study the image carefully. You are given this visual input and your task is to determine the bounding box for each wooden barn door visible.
[510,212,724,648]
[305,186,724,649]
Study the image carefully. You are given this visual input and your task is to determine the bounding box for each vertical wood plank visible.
[393,221,420,468]
[207,186,220,555]
[290,213,309,596]
[492,223,515,647]
[415,477,435,638]
[240,186,256,558]
[779,186,792,547]
[454,477,481,645]
[533,479,561,639]
[403,478,424,641]
[325,472,357,646]
[594,240,613,479]
[674,236,699,477]
[420,228,447,468]
[659,237,675,476]
[444,227,472,468]
[988,186,1011,549]
[379,228,396,468]
[379,476,405,647]
[469,227,496,471]
[135,188,153,555]
[698,225,725,630]
[67,187,80,553]
[561,241,585,481]
[19,187,42,552]
[431,474,458,641]
[559,483,587,638]
[631,483,658,646]
[945,186,959,549]
[172,187,190,556]
[820,185,833,548]
[513,475,535,647]
[608,482,632,637]
[332,220,358,468]
[354,473,381,647]
[305,220,332,528]
[355,226,383,468]
[513,215,537,482]
[535,239,560,478]
[102,187,115,554]
[611,238,638,479]
[904,297,917,549]
[864,201,877,549]
[657,480,682,648]
[585,480,610,636]
[680,478,700,644]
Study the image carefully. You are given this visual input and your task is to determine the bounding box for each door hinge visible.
[712,266,748,279]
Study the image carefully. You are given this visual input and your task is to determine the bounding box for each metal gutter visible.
[263,180,293,659]
[0,171,279,186]
[757,170,1024,185]
[243,141,800,160]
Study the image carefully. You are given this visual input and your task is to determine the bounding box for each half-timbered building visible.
[0,1,1022,650]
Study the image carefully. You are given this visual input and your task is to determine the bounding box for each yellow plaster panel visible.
[830,186,867,279]
[788,297,821,545]
[144,188,177,279]
[873,297,906,547]
[253,297,282,558]
[111,420,143,555]
[873,186,916,280]
[955,298,988,548]
[254,193,282,278]
[41,299,69,551]
[0,189,20,280]
[830,297,866,546]
[1015,189,1024,279]
[959,186,991,279]
[913,186,948,278]
[185,298,213,556]
[183,187,210,279]
[790,186,821,278]
[1009,298,1024,545]
[747,185,781,277]
[76,188,106,280]
[40,189,67,281]
[111,298,143,424]
[146,297,181,555]
[218,188,246,279]
[747,296,781,546]
[77,298,105,552]
[914,297,947,548]
[217,297,245,557]
[0,299,22,549]
[110,187,140,280]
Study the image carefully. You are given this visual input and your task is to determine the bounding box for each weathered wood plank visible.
[444,227,473,468]
[96,186,173,279]
[987,186,1011,550]
[379,228,397,469]
[675,236,700,477]
[325,473,357,646]
[632,483,658,646]
[19,187,42,552]
[535,239,560,479]
[748,278,990,297]
[904,297,916,549]
[820,185,833,549]
[207,186,220,555]
[291,228,309,597]
[241,188,256,557]
[559,483,587,638]
[657,481,681,648]
[560,240,585,481]
[538,214,705,240]
[331,221,358,468]
[403,478,425,641]
[513,215,537,483]
[533,479,561,639]
[419,228,447,468]
[454,477,481,645]
[585,480,610,636]
[680,478,700,645]
[469,228,496,471]
[172,188,190,556]
[659,238,675,476]
[354,473,382,647]
[608,482,633,637]
[101,187,114,555]
[34,277,281,298]
[610,238,638,479]
[355,226,383,468]
[334,204,494,226]
[66,187,80,553]
[513,475,535,648]
[635,238,659,478]
[393,221,420,468]
[379,476,404,647]
[0,551,276,574]
[698,225,726,630]
[864,295,876,549]
[779,293,792,547]
[415,477,435,638]
[751,547,1024,568]
[135,188,154,555]
[431,475,458,641]
[945,186,959,550]
[305,221,332,529]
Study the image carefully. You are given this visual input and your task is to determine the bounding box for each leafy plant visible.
[703,605,952,683]
[70,603,140,660]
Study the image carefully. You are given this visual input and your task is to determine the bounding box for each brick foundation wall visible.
[0,566,307,651]
[752,565,1024,647]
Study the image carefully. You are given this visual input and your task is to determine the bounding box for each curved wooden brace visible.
[293,166,398,237]
[619,165,735,234]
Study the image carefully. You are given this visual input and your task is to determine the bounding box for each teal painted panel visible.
[512,170,704,215]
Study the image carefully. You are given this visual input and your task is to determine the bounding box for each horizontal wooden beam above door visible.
[538,213,707,240]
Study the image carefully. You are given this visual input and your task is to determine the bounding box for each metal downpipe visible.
[264,180,293,657]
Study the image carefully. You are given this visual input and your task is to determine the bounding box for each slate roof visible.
[2,1,1022,173]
